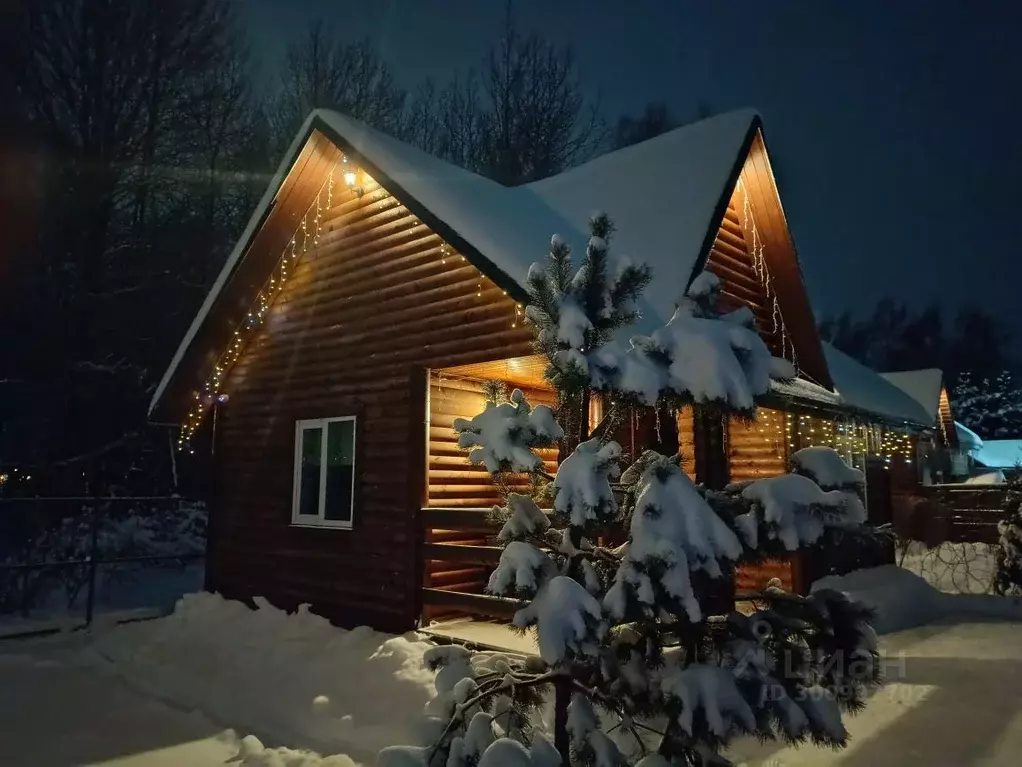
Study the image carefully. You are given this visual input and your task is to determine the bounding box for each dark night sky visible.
[244,0,1022,333]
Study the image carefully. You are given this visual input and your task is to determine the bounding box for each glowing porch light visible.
[343,170,358,187]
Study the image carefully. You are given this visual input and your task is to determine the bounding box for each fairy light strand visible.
[738,178,799,374]
[178,165,341,450]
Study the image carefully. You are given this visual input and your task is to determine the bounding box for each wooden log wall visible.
[677,406,696,480]
[889,439,921,525]
[705,200,783,358]
[211,168,536,633]
[427,374,558,508]
[730,407,798,593]
[727,407,788,483]
[422,374,557,619]
[736,559,796,593]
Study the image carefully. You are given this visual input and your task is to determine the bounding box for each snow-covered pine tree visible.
[392,216,881,767]
[993,476,1022,596]
[952,370,1022,440]
[525,212,651,445]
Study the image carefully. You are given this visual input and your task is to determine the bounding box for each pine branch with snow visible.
[993,477,1022,596]
[605,452,742,624]
[736,473,867,552]
[545,261,795,420]
[789,446,865,495]
[526,215,651,405]
[454,389,564,474]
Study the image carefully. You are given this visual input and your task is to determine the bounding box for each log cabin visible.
[150,109,932,633]
[881,369,965,483]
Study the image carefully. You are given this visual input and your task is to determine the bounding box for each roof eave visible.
[147,113,327,421]
[309,113,529,304]
[147,112,531,423]
[683,114,763,294]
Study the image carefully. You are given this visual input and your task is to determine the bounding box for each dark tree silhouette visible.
[392,16,605,185]
[268,21,408,156]
[0,0,257,494]
[613,101,678,149]
[819,299,1014,384]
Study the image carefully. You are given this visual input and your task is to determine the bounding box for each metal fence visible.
[0,496,206,629]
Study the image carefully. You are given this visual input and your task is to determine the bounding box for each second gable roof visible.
[314,108,758,326]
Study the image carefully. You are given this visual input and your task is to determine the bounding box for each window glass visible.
[298,426,322,517]
[324,419,355,522]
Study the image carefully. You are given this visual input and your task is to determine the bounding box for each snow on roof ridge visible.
[527,109,759,323]
[315,106,761,191]
[880,369,945,422]
[955,421,983,452]
[823,344,933,427]
[525,108,760,189]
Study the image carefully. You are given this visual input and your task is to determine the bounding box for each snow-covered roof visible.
[328,108,756,326]
[964,470,1006,485]
[152,108,918,433]
[955,421,984,453]
[822,344,932,426]
[316,111,584,296]
[150,110,759,416]
[880,369,944,422]
[527,110,758,321]
[973,440,1022,470]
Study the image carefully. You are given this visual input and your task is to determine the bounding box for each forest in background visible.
[819,301,1022,440]
[0,0,1016,499]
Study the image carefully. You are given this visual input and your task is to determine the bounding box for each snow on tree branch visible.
[495,493,552,542]
[526,214,652,395]
[531,243,794,415]
[551,439,621,528]
[454,388,563,473]
[993,478,1022,595]
[585,289,794,414]
[953,370,1022,440]
[488,541,557,598]
[661,664,757,739]
[790,446,865,492]
[606,452,742,622]
[512,575,604,665]
[739,472,866,551]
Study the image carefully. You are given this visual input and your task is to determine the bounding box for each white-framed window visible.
[291,416,357,529]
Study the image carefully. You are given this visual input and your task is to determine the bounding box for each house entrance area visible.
[420,355,556,634]
[417,354,912,640]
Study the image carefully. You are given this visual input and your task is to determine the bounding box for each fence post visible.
[83,502,101,628]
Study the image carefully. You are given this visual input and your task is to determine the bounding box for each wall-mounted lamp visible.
[343,168,364,198]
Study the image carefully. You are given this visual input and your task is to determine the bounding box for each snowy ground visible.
[727,618,1022,766]
[0,650,238,767]
[3,576,1022,766]
[0,562,205,638]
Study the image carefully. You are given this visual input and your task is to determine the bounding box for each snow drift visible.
[812,564,1022,634]
[87,592,437,764]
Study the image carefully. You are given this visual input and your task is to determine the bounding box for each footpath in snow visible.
[0,650,238,767]
[3,566,1022,766]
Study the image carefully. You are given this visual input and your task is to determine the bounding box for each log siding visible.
[209,155,534,632]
